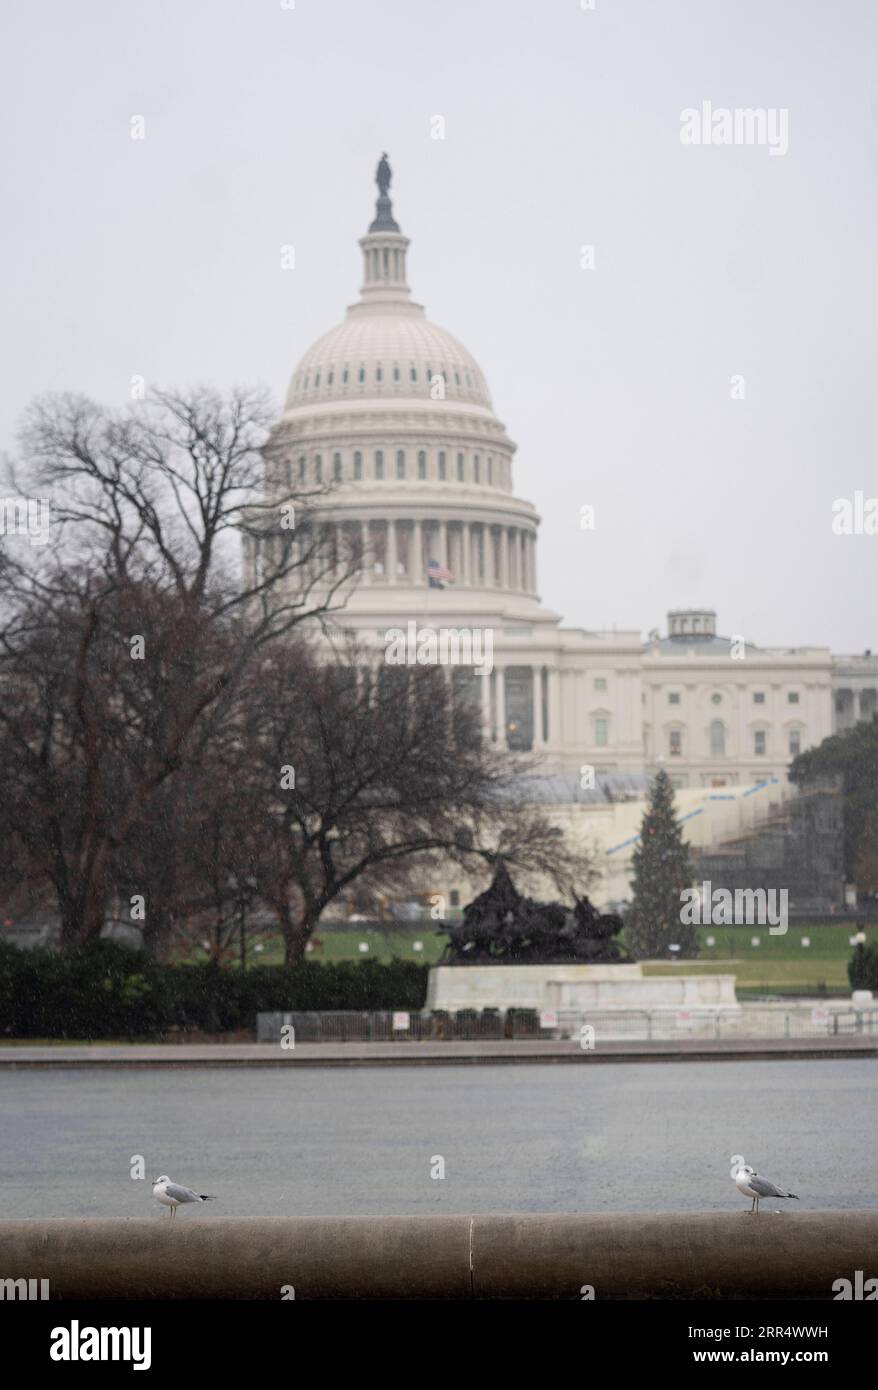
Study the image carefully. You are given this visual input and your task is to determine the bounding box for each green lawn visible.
[633,924,874,996]
[228,925,448,968]
[214,921,874,996]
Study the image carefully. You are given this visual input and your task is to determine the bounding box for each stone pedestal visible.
[426,962,738,1013]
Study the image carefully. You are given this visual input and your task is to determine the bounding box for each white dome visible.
[284,306,493,413]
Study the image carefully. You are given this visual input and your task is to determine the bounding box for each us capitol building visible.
[256,157,874,813]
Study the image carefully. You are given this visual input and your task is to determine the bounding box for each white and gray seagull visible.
[152,1175,216,1218]
[730,1154,798,1214]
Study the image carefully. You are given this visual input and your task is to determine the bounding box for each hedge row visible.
[0,941,430,1040]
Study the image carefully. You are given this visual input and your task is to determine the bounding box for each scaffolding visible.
[691,778,844,914]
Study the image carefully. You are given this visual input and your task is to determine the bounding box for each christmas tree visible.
[625,769,698,959]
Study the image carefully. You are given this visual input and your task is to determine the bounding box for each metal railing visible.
[257,1005,878,1044]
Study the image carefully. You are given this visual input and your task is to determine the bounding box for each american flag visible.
[427,558,455,589]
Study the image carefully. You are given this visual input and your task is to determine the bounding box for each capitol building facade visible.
[257,162,873,798]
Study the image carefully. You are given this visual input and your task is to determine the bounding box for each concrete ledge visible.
[1,1214,876,1299]
[1,1037,878,1067]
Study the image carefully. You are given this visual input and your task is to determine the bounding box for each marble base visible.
[426,963,738,1013]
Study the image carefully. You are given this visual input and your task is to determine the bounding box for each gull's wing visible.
[163,1182,200,1203]
[747,1174,789,1198]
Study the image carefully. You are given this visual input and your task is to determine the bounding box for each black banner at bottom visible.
[1,1297,871,1375]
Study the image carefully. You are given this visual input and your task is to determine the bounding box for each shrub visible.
[0,942,430,1039]
[849,942,878,992]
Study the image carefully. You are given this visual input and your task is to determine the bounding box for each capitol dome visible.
[283,154,491,416]
[284,304,493,414]
[264,156,543,628]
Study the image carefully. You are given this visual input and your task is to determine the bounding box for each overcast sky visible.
[1,0,875,651]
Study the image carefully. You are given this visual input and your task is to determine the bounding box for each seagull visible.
[152,1175,216,1218]
[730,1155,798,1214]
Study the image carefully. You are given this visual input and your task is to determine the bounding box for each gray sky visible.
[1,0,875,651]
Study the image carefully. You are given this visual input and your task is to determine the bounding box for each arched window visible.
[473,454,480,483]
[342,368,349,384]
[314,455,322,483]
[710,720,726,756]
[333,453,342,481]
[374,450,384,480]
[327,370,334,385]
[457,452,465,481]
[358,366,365,383]
[314,373,320,387]
[417,450,427,480]
[438,451,446,480]
[396,450,405,479]
[487,456,493,485]
[298,456,306,481]
[393,365,400,382]
[353,451,363,480]
[376,366,383,382]
[410,366,417,382]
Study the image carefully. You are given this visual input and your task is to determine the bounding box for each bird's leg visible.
[750,1196,756,1213]
[755,1197,760,1215]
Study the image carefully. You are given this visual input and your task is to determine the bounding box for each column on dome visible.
[411,519,422,584]
[533,666,544,747]
[360,520,371,584]
[460,522,470,585]
[499,527,509,588]
[387,518,397,585]
[396,520,410,581]
[519,531,526,590]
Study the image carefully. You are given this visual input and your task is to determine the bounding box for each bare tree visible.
[239,641,582,964]
[0,387,360,951]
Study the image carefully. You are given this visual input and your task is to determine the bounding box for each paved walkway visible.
[1,1036,876,1067]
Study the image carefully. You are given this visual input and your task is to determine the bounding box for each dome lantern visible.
[357,153,411,307]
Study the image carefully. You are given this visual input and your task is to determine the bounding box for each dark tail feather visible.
[200,1194,216,1201]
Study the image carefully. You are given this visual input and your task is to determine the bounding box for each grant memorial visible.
[426,864,738,1022]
